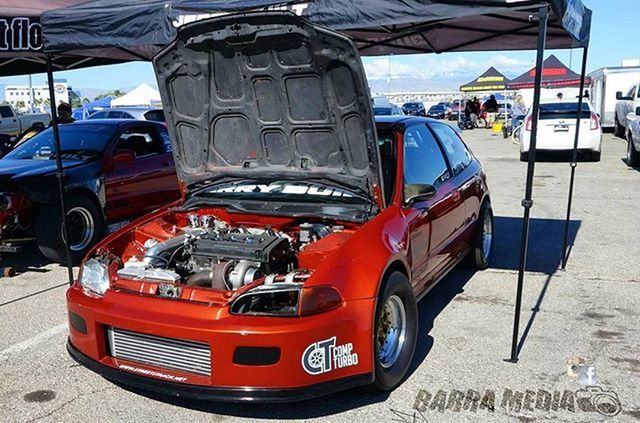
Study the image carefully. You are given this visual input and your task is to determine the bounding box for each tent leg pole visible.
[561,46,589,270]
[46,54,75,285]
[508,5,548,364]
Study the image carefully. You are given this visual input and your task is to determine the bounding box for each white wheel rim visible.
[63,206,95,252]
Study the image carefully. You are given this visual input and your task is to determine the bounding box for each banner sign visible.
[0,17,42,52]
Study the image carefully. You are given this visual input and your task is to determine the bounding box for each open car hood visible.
[153,12,382,204]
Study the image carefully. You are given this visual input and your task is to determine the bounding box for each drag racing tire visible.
[35,194,106,264]
[370,271,418,392]
[469,200,494,270]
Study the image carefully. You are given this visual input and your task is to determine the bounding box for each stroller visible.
[458,115,475,130]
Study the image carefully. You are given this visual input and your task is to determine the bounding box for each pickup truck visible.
[0,105,50,137]
[615,83,640,137]
[625,106,640,167]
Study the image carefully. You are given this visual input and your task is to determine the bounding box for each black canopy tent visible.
[0,1,133,76]
[508,54,592,89]
[460,67,511,93]
[40,0,592,362]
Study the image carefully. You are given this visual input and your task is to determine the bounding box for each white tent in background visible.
[111,83,161,107]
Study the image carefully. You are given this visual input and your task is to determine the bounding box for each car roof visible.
[375,115,441,130]
[105,107,161,111]
[71,119,164,127]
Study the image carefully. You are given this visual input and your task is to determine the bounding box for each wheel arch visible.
[64,187,106,222]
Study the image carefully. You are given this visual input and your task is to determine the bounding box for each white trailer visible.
[589,66,640,129]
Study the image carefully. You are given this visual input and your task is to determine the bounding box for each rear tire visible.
[520,152,529,162]
[369,271,418,392]
[35,195,106,264]
[589,151,601,162]
[628,136,640,167]
[469,200,493,270]
[614,116,625,138]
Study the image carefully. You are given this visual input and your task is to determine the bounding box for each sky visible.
[0,0,635,94]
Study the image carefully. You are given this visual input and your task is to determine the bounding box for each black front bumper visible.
[67,341,372,403]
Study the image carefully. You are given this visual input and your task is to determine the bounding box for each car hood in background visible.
[153,12,382,203]
[0,159,86,181]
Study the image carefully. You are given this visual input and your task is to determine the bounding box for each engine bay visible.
[113,212,352,295]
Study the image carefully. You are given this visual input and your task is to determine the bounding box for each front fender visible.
[306,205,410,301]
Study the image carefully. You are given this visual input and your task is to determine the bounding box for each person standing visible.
[483,95,499,128]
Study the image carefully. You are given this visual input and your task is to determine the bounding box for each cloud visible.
[363,54,531,84]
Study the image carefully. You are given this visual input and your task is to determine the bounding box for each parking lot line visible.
[0,323,66,360]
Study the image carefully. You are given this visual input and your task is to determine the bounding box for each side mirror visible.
[616,91,624,100]
[113,149,136,163]
[404,184,437,207]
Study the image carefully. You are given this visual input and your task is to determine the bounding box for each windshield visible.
[429,106,444,112]
[373,107,393,116]
[403,103,421,109]
[4,124,116,160]
[539,102,591,120]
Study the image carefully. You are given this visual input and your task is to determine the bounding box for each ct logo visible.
[301,336,359,375]
[302,337,336,375]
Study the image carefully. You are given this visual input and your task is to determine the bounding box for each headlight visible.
[230,283,342,316]
[80,259,110,295]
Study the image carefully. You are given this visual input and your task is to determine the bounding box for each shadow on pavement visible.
[491,216,581,274]
[0,243,52,275]
[621,158,640,172]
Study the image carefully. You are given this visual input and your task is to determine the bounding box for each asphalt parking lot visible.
[1,128,638,423]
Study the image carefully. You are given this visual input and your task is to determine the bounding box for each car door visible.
[0,106,21,135]
[429,123,478,250]
[401,123,461,289]
[104,123,179,222]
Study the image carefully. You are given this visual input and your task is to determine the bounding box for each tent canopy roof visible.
[0,1,129,76]
[460,67,511,93]
[41,0,592,61]
[508,54,591,89]
[111,83,161,107]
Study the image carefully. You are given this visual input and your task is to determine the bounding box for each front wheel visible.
[35,195,106,264]
[469,200,494,270]
[369,271,418,392]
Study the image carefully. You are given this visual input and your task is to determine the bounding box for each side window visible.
[430,124,472,175]
[627,86,637,98]
[89,111,107,119]
[115,126,165,158]
[107,111,125,119]
[403,124,450,188]
[159,127,172,152]
[0,106,14,118]
[144,110,165,122]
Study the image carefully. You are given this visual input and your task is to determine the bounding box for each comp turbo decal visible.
[302,337,359,375]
